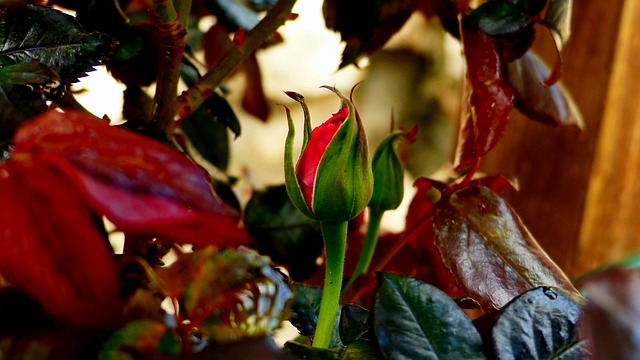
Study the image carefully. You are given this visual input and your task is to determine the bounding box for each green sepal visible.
[368,130,407,212]
[312,87,373,222]
[283,104,316,219]
[284,91,313,155]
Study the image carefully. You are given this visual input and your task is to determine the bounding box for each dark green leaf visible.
[0,85,48,145]
[546,0,573,50]
[505,51,583,128]
[290,283,342,348]
[0,62,59,86]
[580,267,640,360]
[433,186,579,312]
[181,63,242,137]
[492,287,586,360]
[285,340,380,360]
[373,272,486,359]
[180,104,231,170]
[0,5,115,83]
[470,1,530,37]
[245,185,323,281]
[339,304,370,345]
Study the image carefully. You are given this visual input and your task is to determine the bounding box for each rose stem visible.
[344,208,383,290]
[313,220,348,348]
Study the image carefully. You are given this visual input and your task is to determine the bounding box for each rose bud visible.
[369,126,417,212]
[282,86,373,223]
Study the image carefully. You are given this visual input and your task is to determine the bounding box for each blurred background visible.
[72,0,640,278]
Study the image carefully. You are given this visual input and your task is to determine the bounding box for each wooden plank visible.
[575,0,640,275]
[479,0,626,276]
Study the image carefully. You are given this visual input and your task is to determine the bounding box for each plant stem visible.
[344,208,383,290]
[151,0,191,135]
[313,220,348,349]
[171,0,297,133]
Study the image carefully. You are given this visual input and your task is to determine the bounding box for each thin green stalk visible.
[313,221,348,349]
[344,208,383,290]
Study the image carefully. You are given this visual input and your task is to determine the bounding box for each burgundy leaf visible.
[433,186,578,312]
[241,53,270,121]
[454,19,514,172]
[505,51,584,128]
[0,154,121,328]
[13,110,250,247]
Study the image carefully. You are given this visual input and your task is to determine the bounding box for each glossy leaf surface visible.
[492,287,587,360]
[13,110,249,247]
[505,51,583,128]
[454,19,514,171]
[433,186,578,311]
[374,272,486,359]
[546,0,573,50]
[0,4,115,83]
[289,283,342,347]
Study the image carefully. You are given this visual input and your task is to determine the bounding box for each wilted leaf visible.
[245,185,323,281]
[505,51,583,128]
[13,110,249,247]
[290,283,342,348]
[0,4,115,83]
[433,186,579,311]
[374,272,486,359]
[454,19,514,172]
[581,267,640,360]
[0,156,121,328]
[323,0,418,68]
[492,287,587,360]
[546,0,573,50]
[157,247,292,342]
[99,320,181,359]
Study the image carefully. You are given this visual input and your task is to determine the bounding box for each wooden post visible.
[479,0,632,277]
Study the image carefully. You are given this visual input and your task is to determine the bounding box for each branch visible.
[170,0,297,135]
[150,0,191,133]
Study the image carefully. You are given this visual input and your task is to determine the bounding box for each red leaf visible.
[0,155,121,328]
[504,51,584,129]
[241,54,270,121]
[202,23,233,68]
[433,186,578,312]
[405,178,464,297]
[13,110,249,247]
[454,19,514,172]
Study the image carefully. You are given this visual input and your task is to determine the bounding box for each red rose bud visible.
[283,87,373,222]
[369,126,417,212]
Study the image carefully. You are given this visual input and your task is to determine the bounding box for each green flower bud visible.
[369,126,417,212]
[283,86,373,222]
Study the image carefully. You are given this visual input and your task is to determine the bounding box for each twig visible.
[170,0,297,135]
[151,0,191,133]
